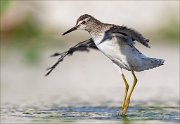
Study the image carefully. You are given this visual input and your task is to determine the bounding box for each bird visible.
[48,14,164,116]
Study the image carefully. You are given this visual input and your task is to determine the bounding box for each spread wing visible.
[45,38,98,76]
[108,25,150,48]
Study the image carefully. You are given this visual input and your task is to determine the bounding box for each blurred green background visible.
[1,1,179,64]
[0,1,179,123]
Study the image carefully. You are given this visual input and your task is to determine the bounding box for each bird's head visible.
[62,14,101,35]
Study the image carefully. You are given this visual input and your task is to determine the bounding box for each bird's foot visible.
[120,106,128,116]
[120,98,130,116]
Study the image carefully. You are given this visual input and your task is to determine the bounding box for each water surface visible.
[1,104,179,123]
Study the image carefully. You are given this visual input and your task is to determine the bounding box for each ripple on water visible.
[1,104,180,123]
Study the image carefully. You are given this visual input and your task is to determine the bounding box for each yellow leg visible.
[121,73,129,111]
[121,70,137,115]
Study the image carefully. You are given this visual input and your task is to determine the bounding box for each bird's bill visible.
[62,25,78,35]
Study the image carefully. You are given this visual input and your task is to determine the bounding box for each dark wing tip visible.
[44,71,51,76]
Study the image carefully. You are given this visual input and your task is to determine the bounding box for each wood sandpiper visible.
[47,14,165,116]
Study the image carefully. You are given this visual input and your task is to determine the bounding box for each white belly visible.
[92,34,162,71]
[94,37,133,70]
[93,35,147,71]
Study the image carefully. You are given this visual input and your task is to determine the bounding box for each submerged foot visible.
[120,108,128,116]
[120,98,130,116]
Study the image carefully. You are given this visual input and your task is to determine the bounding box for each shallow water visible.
[1,104,179,123]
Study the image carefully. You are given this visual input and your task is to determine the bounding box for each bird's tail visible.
[139,57,164,71]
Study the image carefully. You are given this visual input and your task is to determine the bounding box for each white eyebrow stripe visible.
[77,21,83,25]
[77,17,90,25]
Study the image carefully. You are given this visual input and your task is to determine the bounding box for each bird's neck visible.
[88,22,112,45]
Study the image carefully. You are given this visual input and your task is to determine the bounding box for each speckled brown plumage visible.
[76,14,150,47]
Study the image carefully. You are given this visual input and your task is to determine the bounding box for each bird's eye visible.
[81,21,86,24]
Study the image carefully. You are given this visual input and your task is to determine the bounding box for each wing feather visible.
[45,38,98,76]
[108,25,150,48]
